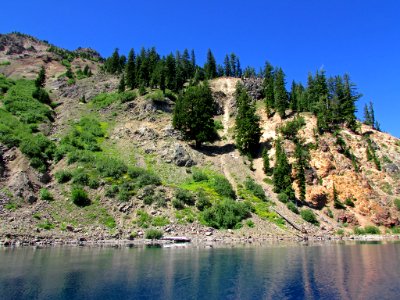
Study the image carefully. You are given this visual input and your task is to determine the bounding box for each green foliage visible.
[72,170,89,185]
[96,157,128,179]
[174,189,196,206]
[201,199,251,229]
[336,229,345,236]
[235,83,261,157]
[287,201,299,214]
[273,139,295,199]
[71,186,90,207]
[394,198,400,211]
[354,226,381,235]
[151,216,170,227]
[301,209,319,225]
[214,120,224,130]
[333,184,346,209]
[0,60,11,66]
[278,193,289,203]
[211,175,235,199]
[173,82,218,147]
[90,90,137,108]
[326,208,334,218]
[262,147,271,175]
[246,220,255,228]
[192,168,209,182]
[145,90,165,101]
[274,68,288,118]
[244,177,267,201]
[195,190,212,211]
[345,197,355,207]
[279,116,305,140]
[40,188,53,201]
[135,210,151,228]
[145,229,164,240]
[37,220,55,230]
[392,227,400,234]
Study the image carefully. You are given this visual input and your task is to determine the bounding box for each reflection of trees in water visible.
[0,243,400,299]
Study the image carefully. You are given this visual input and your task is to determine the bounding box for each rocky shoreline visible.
[1,232,399,248]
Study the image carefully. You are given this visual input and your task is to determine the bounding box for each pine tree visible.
[236,59,242,77]
[204,49,217,79]
[83,65,91,77]
[341,74,361,131]
[118,74,125,93]
[230,53,237,77]
[125,49,136,89]
[235,83,261,157]
[173,82,217,148]
[224,54,231,77]
[190,49,196,75]
[294,141,309,201]
[363,101,375,128]
[274,68,288,118]
[35,66,46,88]
[263,62,274,118]
[289,81,297,112]
[273,138,295,199]
[262,147,271,175]
[165,54,176,91]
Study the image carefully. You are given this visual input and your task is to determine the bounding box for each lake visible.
[0,241,399,299]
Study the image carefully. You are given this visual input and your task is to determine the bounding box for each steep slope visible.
[0,33,399,246]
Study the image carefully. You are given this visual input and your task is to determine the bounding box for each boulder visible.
[337,212,359,226]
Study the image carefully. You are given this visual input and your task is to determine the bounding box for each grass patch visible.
[0,60,11,66]
[145,229,163,240]
[354,225,381,235]
[40,188,53,201]
[37,220,55,230]
[90,90,137,108]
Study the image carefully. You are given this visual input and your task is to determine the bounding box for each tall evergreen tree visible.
[35,66,46,88]
[204,49,217,79]
[173,82,217,148]
[118,74,126,93]
[234,83,261,157]
[230,53,237,77]
[341,74,361,131]
[294,141,309,201]
[224,54,231,77]
[274,68,288,118]
[165,54,176,91]
[273,138,295,199]
[262,147,271,175]
[190,49,196,74]
[263,62,274,118]
[125,49,136,89]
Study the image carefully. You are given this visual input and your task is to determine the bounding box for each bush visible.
[394,198,400,211]
[195,190,211,211]
[336,229,345,236]
[300,209,319,226]
[201,199,251,229]
[192,169,209,182]
[287,201,299,214]
[246,220,255,228]
[38,220,55,230]
[72,171,89,185]
[326,208,334,218]
[174,189,195,206]
[345,198,355,207]
[55,170,72,183]
[172,198,185,210]
[279,116,305,140]
[364,225,381,234]
[40,188,53,201]
[71,186,90,207]
[136,173,161,188]
[214,120,224,130]
[145,229,163,240]
[278,193,289,204]
[151,216,169,227]
[212,175,235,199]
[244,177,267,201]
[145,90,165,101]
[105,185,119,198]
[96,158,128,179]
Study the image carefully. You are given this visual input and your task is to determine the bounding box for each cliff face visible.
[0,33,399,245]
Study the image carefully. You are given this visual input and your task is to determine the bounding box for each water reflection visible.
[0,242,399,300]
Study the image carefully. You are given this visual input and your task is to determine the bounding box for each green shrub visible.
[201,199,251,229]
[172,198,185,210]
[96,158,128,179]
[300,209,319,226]
[345,198,355,207]
[71,186,90,207]
[145,229,163,240]
[72,171,89,185]
[105,185,119,198]
[392,227,400,234]
[287,201,299,214]
[151,216,169,227]
[88,178,99,189]
[336,229,345,236]
[37,220,55,230]
[211,175,235,199]
[246,220,255,228]
[40,188,53,201]
[354,227,365,235]
[192,169,208,182]
[244,177,267,201]
[118,190,130,202]
[136,173,161,188]
[195,190,211,211]
[136,210,151,228]
[326,208,334,218]
[91,91,137,108]
[364,225,381,234]
[55,170,72,183]
[279,116,305,140]
[214,120,224,130]
[278,193,289,203]
[145,90,164,101]
[394,198,400,211]
[174,189,195,206]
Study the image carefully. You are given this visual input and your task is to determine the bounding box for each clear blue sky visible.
[1,0,399,137]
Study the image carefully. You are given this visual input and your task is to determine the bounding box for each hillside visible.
[0,33,399,246]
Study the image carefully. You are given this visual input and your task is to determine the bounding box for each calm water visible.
[0,242,399,300]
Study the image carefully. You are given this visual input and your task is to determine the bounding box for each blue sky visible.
[1,0,399,137]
